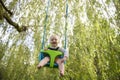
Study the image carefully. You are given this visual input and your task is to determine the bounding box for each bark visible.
[3,12,27,32]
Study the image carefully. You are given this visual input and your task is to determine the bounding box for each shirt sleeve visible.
[58,47,69,58]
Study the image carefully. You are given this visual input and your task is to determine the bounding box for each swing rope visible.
[64,0,68,49]
[41,0,51,49]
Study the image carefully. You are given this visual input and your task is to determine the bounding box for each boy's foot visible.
[37,65,42,69]
[60,72,64,77]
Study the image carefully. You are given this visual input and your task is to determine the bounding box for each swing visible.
[38,0,68,68]
[39,49,63,67]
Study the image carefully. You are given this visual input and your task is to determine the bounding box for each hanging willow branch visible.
[0,0,27,32]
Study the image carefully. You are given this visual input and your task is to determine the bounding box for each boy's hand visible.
[44,48,48,50]
[61,57,67,63]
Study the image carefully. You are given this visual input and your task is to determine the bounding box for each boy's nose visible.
[53,39,56,41]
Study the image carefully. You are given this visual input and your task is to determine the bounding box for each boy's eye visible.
[51,39,57,41]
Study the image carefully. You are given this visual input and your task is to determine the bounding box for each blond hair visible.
[49,34,59,41]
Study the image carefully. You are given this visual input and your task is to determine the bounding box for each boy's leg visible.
[37,57,50,68]
[56,58,65,76]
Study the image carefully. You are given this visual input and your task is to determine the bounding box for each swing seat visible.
[39,50,63,68]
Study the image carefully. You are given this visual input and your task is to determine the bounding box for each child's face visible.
[50,35,59,47]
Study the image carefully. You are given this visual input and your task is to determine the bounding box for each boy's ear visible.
[58,40,60,43]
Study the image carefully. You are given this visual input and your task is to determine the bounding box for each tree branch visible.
[0,0,13,16]
[3,12,27,32]
[0,0,27,32]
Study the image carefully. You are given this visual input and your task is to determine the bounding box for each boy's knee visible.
[56,59,61,64]
[56,61,60,65]
[45,57,50,61]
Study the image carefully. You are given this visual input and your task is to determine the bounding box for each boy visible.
[37,34,69,76]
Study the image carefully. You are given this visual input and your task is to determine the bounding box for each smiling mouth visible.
[52,42,57,44]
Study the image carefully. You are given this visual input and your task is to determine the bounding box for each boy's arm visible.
[59,48,69,62]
